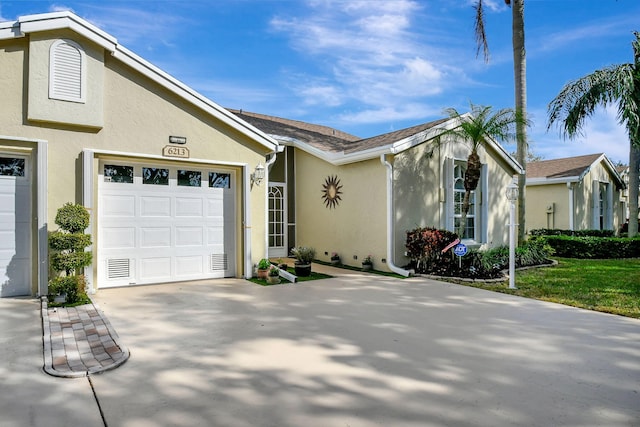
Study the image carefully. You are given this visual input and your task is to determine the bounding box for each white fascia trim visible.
[0,21,23,39]
[18,12,117,51]
[111,45,278,152]
[526,176,580,186]
[592,154,625,188]
[87,148,248,168]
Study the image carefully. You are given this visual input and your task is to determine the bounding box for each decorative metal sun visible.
[321,175,343,209]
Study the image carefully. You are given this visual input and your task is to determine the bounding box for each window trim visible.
[49,39,87,103]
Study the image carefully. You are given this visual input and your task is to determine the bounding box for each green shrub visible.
[48,203,92,305]
[406,227,552,278]
[257,258,271,269]
[291,246,316,264]
[530,228,615,238]
[55,202,90,233]
[405,227,459,274]
[535,235,640,259]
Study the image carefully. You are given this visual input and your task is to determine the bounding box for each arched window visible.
[49,39,86,103]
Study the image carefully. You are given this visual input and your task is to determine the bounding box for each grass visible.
[312,259,407,279]
[249,268,333,286]
[457,258,640,318]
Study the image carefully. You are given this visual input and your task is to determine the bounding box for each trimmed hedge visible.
[533,235,640,259]
[530,228,615,238]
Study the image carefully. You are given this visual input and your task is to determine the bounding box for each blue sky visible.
[1,0,638,163]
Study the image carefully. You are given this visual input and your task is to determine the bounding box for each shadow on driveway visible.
[90,274,640,427]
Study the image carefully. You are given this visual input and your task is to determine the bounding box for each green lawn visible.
[248,268,333,286]
[463,258,640,318]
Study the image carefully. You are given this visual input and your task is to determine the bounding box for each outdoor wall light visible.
[506,178,519,289]
[251,163,265,186]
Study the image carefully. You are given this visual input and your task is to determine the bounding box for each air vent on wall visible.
[107,258,130,279]
[210,254,228,271]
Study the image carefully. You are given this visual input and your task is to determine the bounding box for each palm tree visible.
[474,0,528,243]
[441,103,527,238]
[548,32,640,238]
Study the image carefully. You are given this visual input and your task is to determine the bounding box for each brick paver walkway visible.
[42,298,129,378]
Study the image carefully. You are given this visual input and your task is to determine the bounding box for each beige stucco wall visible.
[393,136,518,265]
[525,161,624,233]
[0,31,271,293]
[295,150,389,271]
[525,184,570,230]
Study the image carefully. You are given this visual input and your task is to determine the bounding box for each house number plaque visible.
[162,145,190,159]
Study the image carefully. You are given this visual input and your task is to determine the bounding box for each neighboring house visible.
[0,12,279,297]
[232,110,524,274]
[525,153,626,232]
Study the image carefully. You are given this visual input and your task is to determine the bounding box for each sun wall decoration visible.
[322,175,343,209]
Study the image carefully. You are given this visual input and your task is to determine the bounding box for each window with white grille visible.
[49,39,86,103]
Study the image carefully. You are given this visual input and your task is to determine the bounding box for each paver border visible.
[41,297,130,378]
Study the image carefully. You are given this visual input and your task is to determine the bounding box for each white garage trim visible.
[0,136,47,297]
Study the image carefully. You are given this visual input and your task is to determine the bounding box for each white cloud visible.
[530,106,629,164]
[270,0,468,123]
[49,4,75,13]
[337,103,442,126]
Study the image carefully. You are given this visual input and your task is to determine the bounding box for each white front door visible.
[0,155,32,297]
[268,183,287,258]
[97,161,236,288]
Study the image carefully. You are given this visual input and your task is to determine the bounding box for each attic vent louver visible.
[49,40,85,103]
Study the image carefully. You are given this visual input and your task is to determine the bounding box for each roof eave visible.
[526,176,580,186]
[7,12,278,152]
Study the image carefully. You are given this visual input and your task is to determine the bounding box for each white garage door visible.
[98,161,236,288]
[0,155,32,297]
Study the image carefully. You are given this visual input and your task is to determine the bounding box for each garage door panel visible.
[102,195,136,217]
[0,193,15,213]
[140,227,171,248]
[175,255,204,276]
[207,226,224,245]
[206,197,224,217]
[0,260,31,297]
[176,197,204,217]
[102,227,136,249]
[140,257,171,280]
[175,226,204,246]
[140,196,171,217]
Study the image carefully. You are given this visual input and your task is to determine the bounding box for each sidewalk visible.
[41,297,129,378]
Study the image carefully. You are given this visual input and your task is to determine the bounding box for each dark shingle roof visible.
[527,153,603,179]
[229,109,449,155]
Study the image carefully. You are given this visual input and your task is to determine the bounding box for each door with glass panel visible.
[268,183,287,258]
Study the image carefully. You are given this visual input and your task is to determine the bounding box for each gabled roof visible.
[527,153,624,187]
[230,109,523,173]
[0,12,278,152]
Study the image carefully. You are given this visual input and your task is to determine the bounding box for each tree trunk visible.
[512,0,527,244]
[628,143,640,237]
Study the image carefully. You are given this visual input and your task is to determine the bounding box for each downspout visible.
[567,182,575,231]
[264,152,278,259]
[380,154,413,277]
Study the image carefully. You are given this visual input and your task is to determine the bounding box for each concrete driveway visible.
[2,270,640,426]
[88,272,640,427]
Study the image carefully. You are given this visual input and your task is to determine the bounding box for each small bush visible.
[291,246,316,264]
[257,258,271,269]
[55,203,90,233]
[405,227,458,273]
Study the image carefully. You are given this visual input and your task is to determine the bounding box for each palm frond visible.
[473,0,490,63]
[547,64,636,139]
